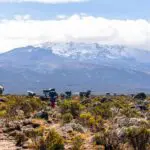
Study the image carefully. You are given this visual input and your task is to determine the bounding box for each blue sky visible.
[0,0,150,52]
[0,0,150,20]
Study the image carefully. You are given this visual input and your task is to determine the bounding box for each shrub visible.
[25,127,44,138]
[134,93,147,100]
[44,129,64,150]
[121,106,141,118]
[72,135,84,150]
[5,96,46,120]
[62,113,73,124]
[80,112,103,131]
[60,100,71,114]
[125,127,150,150]
[0,110,6,118]
[94,133,105,145]
[92,103,112,119]
[80,112,92,124]
[60,100,83,117]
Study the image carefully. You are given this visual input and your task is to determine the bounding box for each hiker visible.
[80,90,91,99]
[0,85,4,95]
[60,93,65,100]
[65,91,72,99]
[49,89,58,108]
[27,91,36,97]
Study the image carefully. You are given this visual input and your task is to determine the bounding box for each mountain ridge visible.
[1,42,150,94]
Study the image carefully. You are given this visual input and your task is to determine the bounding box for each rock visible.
[71,123,86,133]
[3,127,14,133]
[15,132,28,147]
[47,118,53,124]
[9,130,19,136]
[23,119,32,126]
[22,143,29,149]
[32,122,40,128]
[92,102,101,107]
[129,118,149,127]
[114,117,129,127]
[34,111,48,120]
[116,127,126,140]
[62,124,73,133]
[22,127,34,136]
[62,123,86,133]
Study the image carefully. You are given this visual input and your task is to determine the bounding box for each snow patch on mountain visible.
[36,42,134,58]
[35,42,150,63]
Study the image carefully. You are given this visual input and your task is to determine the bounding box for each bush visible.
[62,113,73,124]
[4,96,46,120]
[125,127,150,150]
[92,103,112,119]
[72,136,84,150]
[0,110,6,118]
[80,112,92,124]
[134,93,147,100]
[94,133,105,145]
[80,112,103,131]
[121,106,141,118]
[60,100,83,117]
[44,129,64,150]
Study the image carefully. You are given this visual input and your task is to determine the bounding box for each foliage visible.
[60,100,84,117]
[134,93,147,100]
[72,135,84,150]
[62,113,73,124]
[44,129,64,150]
[94,133,105,145]
[92,102,113,119]
[4,96,46,120]
[125,127,150,150]
[80,112,103,131]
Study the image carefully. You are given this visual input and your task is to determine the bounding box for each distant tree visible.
[134,92,147,100]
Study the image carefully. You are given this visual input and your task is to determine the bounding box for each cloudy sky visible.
[0,0,150,52]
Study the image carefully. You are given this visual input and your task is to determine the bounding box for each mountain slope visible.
[1,43,150,94]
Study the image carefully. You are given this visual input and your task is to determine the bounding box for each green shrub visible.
[125,127,150,150]
[92,103,112,119]
[60,100,83,117]
[72,136,84,150]
[121,106,140,118]
[80,112,103,131]
[62,113,73,124]
[94,133,105,145]
[5,96,46,120]
[0,110,6,118]
[80,112,92,124]
[44,129,64,150]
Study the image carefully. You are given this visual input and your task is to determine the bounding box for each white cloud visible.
[0,14,150,52]
[0,0,87,3]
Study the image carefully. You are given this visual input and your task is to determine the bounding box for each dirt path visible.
[82,132,95,150]
[0,128,18,150]
[0,120,19,150]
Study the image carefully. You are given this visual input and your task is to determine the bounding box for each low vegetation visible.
[0,93,149,150]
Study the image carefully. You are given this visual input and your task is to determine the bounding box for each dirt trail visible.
[82,132,95,150]
[0,128,18,150]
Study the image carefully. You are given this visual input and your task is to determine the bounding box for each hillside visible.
[0,94,149,150]
[1,43,150,94]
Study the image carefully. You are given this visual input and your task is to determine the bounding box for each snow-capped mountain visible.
[36,42,150,63]
[1,42,150,94]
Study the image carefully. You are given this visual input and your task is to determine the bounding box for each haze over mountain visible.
[0,42,150,94]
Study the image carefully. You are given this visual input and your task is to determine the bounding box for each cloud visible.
[0,0,87,4]
[0,14,150,52]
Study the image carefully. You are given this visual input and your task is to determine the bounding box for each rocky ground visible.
[0,94,149,150]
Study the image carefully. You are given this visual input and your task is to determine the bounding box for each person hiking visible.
[0,85,4,95]
[49,89,58,108]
